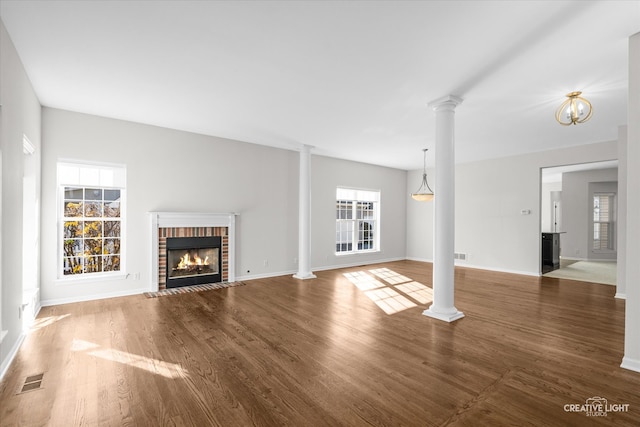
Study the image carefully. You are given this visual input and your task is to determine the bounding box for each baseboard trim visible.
[237,269,297,282]
[40,286,150,307]
[313,256,406,273]
[0,332,26,383]
[406,257,540,277]
[615,293,627,300]
[236,257,406,282]
[621,356,640,373]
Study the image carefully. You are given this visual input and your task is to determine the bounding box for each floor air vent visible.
[18,373,44,394]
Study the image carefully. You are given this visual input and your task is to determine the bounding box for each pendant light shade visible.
[411,148,434,202]
[555,91,593,126]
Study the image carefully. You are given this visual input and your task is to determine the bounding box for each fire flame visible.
[177,253,209,270]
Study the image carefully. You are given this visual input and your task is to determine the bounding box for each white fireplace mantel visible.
[149,212,237,291]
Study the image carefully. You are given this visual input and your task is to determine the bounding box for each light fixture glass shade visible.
[411,149,434,202]
[411,191,434,202]
[555,91,593,126]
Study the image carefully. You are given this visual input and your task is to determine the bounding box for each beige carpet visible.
[543,261,617,285]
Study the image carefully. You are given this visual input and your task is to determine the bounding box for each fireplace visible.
[150,212,236,292]
[166,236,222,288]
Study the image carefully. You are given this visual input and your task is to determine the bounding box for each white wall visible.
[0,19,42,377]
[404,169,435,262]
[406,168,435,262]
[406,141,618,276]
[40,108,408,304]
[310,155,407,270]
[541,181,562,233]
[560,168,618,261]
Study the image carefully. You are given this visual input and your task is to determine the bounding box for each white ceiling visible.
[1,1,638,170]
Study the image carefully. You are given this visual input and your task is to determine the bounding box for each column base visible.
[422,307,465,323]
[621,356,640,373]
[293,272,317,280]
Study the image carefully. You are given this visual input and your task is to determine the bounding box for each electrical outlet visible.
[263,259,269,267]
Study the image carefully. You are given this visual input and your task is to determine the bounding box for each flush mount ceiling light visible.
[555,91,593,126]
[411,148,434,202]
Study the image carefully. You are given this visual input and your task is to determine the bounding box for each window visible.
[336,187,380,254]
[593,192,615,252]
[58,162,126,278]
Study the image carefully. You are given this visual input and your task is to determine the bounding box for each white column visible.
[293,144,316,280]
[423,95,464,322]
[616,125,627,300]
[622,31,640,373]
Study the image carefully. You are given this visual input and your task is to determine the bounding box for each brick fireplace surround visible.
[149,212,237,292]
[159,227,228,290]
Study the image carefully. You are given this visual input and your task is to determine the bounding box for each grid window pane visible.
[64,201,83,217]
[104,189,121,217]
[63,239,83,257]
[593,193,615,252]
[62,185,122,275]
[85,188,103,201]
[104,221,120,237]
[336,200,352,219]
[336,190,379,254]
[84,220,102,238]
[65,187,84,200]
[103,255,120,272]
[63,257,83,275]
[84,256,102,273]
[64,221,83,238]
[84,201,103,217]
[84,238,103,256]
[105,238,120,255]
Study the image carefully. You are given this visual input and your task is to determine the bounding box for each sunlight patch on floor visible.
[71,338,189,379]
[343,268,432,315]
[364,288,417,314]
[369,268,412,284]
[343,271,386,290]
[29,314,71,332]
[395,282,433,305]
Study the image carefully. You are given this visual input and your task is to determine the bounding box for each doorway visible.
[540,160,618,285]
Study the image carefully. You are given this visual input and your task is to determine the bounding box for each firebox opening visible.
[166,236,222,288]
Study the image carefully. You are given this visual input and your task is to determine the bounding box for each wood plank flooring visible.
[1,260,639,426]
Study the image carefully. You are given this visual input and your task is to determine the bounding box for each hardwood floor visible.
[1,260,639,426]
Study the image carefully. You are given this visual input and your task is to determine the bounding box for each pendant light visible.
[555,91,593,126]
[411,148,434,202]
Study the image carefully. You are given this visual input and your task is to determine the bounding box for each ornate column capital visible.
[428,95,464,112]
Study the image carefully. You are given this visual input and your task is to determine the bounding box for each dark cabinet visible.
[542,232,561,273]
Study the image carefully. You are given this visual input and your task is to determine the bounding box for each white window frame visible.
[593,192,615,253]
[336,187,380,255]
[57,161,127,281]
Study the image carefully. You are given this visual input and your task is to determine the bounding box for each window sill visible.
[335,250,380,257]
[56,273,128,285]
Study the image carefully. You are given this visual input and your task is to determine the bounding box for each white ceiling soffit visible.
[1,1,639,170]
[541,160,619,183]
